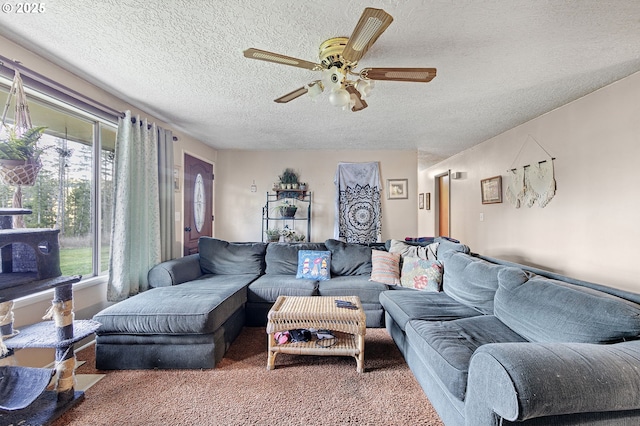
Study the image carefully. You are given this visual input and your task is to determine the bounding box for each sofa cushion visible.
[380,289,482,330]
[406,316,527,400]
[248,274,318,303]
[296,250,331,280]
[400,257,443,291]
[318,275,388,304]
[441,252,515,314]
[434,237,470,260]
[370,250,401,285]
[95,274,254,335]
[494,268,640,343]
[265,242,327,275]
[198,238,267,275]
[324,239,372,276]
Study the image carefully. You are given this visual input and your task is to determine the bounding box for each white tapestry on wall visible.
[334,162,382,243]
[505,161,556,208]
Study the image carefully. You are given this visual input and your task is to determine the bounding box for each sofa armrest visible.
[148,254,203,287]
[465,340,640,425]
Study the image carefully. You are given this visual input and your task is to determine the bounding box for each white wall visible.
[214,150,418,242]
[419,71,640,293]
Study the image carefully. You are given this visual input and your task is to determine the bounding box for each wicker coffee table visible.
[266,295,367,373]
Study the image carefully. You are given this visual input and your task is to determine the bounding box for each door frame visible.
[434,170,451,237]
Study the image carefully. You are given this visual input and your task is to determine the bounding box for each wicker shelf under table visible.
[266,295,366,373]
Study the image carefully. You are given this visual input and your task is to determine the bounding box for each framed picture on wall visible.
[419,193,424,209]
[174,166,181,192]
[481,176,502,204]
[387,179,408,199]
[425,193,431,210]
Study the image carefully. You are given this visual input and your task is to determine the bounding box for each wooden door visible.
[183,154,213,255]
[437,174,450,237]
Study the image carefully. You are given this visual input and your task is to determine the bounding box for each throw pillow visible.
[296,250,331,280]
[324,239,372,276]
[369,250,401,285]
[400,257,444,291]
[388,239,439,261]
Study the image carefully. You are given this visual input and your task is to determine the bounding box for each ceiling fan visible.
[243,7,437,112]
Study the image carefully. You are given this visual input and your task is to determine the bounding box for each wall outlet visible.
[479,212,484,222]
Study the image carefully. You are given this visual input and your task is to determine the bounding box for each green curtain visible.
[107,111,161,301]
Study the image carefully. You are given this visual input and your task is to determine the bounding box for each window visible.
[0,79,116,279]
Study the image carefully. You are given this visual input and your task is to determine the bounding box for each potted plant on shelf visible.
[278,168,299,190]
[275,200,298,218]
[280,227,305,243]
[0,125,47,186]
[265,228,281,242]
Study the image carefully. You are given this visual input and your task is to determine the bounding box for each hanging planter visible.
[0,158,42,186]
[0,70,47,187]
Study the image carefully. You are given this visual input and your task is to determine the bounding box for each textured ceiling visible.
[1,0,640,168]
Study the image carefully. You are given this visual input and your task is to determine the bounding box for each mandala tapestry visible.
[334,162,382,243]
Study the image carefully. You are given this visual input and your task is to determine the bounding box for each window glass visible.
[0,79,116,279]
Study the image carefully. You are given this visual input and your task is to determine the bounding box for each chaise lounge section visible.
[93,241,267,369]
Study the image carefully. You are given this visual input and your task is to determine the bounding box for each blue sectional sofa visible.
[93,237,390,369]
[380,247,640,425]
[94,235,640,425]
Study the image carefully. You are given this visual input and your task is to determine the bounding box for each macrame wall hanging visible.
[505,135,556,208]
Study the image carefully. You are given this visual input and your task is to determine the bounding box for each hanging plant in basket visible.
[0,125,47,186]
[0,70,47,187]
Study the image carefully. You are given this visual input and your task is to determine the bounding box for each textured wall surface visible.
[1,1,639,168]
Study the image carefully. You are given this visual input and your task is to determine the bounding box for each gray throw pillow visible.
[199,238,267,275]
[324,239,372,276]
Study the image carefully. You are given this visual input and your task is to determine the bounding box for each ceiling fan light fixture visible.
[306,81,323,99]
[243,8,436,112]
[329,87,351,107]
[322,67,345,90]
[355,79,374,97]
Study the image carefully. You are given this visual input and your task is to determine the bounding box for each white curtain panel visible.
[334,161,382,243]
[107,111,161,301]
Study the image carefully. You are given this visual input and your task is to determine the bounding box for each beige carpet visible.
[53,327,444,426]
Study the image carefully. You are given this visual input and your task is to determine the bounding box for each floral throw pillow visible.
[296,250,331,280]
[369,250,401,285]
[400,257,443,291]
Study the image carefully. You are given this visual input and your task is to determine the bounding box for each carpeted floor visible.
[52,327,444,426]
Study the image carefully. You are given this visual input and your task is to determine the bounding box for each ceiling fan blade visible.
[274,86,308,103]
[360,67,437,83]
[274,81,322,103]
[345,86,368,112]
[341,8,394,63]
[244,48,321,70]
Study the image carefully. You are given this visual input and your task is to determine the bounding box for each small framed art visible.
[387,179,408,199]
[425,192,431,210]
[173,166,181,192]
[419,193,424,209]
[481,176,502,204]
